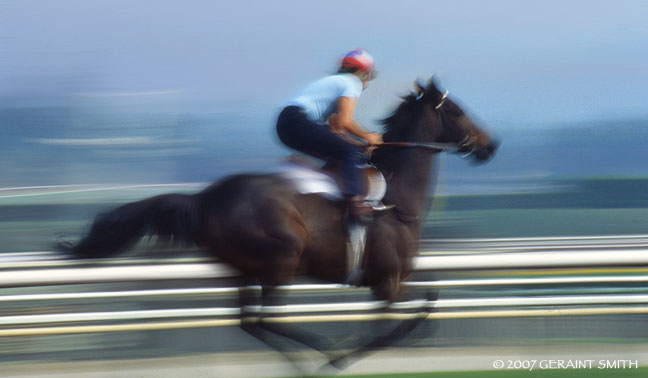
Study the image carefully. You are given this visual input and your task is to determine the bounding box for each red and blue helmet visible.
[341,48,376,77]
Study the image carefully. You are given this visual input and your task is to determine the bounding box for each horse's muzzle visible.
[472,139,500,163]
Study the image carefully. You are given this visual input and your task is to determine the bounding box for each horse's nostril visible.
[489,139,501,152]
[474,148,491,161]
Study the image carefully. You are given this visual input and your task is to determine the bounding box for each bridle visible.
[434,89,449,109]
[372,90,477,155]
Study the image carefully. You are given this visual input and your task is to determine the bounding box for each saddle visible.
[277,155,393,285]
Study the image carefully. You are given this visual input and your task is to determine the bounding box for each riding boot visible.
[347,195,373,223]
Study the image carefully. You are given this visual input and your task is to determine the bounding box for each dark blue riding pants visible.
[276,106,365,197]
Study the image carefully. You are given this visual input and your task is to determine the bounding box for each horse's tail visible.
[58,193,202,259]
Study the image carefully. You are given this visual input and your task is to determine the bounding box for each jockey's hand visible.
[364,133,383,146]
[364,133,383,154]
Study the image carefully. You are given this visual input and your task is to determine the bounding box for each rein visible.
[375,141,457,152]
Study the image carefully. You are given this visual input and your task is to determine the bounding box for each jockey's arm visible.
[334,97,383,145]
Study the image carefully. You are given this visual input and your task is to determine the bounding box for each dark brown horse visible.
[59,78,498,372]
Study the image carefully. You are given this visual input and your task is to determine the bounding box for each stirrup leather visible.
[345,222,367,285]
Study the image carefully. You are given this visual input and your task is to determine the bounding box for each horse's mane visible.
[379,91,423,142]
[371,91,428,170]
[372,81,446,170]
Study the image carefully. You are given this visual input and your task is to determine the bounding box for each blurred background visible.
[1,1,648,377]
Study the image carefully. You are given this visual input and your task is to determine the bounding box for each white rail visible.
[5,306,648,338]
[3,275,648,303]
[0,263,237,287]
[2,249,648,287]
[4,235,648,265]
[3,294,648,326]
[414,249,648,270]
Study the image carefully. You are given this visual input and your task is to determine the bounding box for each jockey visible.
[276,48,383,220]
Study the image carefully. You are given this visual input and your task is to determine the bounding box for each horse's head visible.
[411,78,499,163]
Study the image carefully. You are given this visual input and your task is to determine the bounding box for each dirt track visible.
[2,344,648,378]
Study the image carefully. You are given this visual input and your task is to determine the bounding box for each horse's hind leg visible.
[237,285,311,376]
[233,204,337,373]
[239,284,338,377]
[236,255,338,367]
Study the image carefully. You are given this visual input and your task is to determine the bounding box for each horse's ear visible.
[414,79,426,99]
[415,79,427,94]
[427,75,442,94]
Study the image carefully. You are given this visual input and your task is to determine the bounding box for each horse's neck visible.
[383,149,437,219]
[378,110,442,221]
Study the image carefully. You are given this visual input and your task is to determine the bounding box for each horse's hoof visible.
[328,355,349,370]
[315,362,343,378]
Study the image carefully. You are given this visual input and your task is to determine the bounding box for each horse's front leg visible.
[326,263,436,369]
[239,284,347,378]
[257,286,337,354]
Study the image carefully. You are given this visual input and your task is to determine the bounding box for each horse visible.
[58,77,498,373]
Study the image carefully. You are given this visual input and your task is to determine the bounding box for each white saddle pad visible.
[276,160,387,203]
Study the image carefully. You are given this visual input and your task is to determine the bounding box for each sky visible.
[2,0,648,129]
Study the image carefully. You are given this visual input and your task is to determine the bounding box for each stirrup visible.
[370,201,394,212]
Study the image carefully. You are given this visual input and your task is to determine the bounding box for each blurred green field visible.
[424,177,648,238]
[0,177,646,251]
[425,208,648,239]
